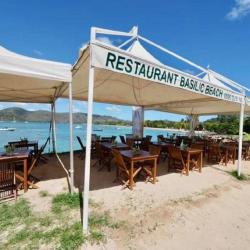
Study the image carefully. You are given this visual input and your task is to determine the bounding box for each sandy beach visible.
[15,152,250,250]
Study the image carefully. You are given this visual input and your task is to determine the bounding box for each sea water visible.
[0,122,185,153]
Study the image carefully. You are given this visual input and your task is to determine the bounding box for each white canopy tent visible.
[71,26,249,232]
[0,45,75,192]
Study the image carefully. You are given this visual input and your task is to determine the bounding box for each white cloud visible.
[183,69,195,75]
[33,49,43,56]
[97,36,114,45]
[105,105,121,113]
[72,101,87,113]
[227,0,250,20]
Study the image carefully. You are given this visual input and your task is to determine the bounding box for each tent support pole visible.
[51,103,56,153]
[83,44,95,233]
[132,106,144,138]
[237,98,245,177]
[68,81,75,193]
[51,101,71,188]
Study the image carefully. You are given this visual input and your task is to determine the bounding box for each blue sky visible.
[0,0,250,122]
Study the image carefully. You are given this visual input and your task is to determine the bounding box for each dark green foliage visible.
[203,115,240,135]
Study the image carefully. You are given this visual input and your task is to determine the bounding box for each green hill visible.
[0,107,131,125]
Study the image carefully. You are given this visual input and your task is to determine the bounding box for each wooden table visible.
[8,140,38,153]
[120,150,158,190]
[180,148,203,176]
[0,149,31,192]
[151,141,172,149]
[101,142,130,151]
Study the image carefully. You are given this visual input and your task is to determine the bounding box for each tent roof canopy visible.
[0,45,72,103]
[69,26,249,115]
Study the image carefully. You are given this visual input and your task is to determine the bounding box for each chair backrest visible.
[95,142,105,160]
[112,149,129,174]
[157,135,164,142]
[91,134,97,141]
[0,161,16,201]
[149,145,161,157]
[208,143,221,154]
[190,143,204,151]
[120,135,126,144]
[168,146,184,165]
[145,135,152,142]
[77,136,86,151]
[101,137,112,142]
[126,138,134,148]
[9,140,28,150]
[111,136,116,143]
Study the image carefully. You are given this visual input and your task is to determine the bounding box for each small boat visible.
[75,125,82,129]
[0,127,16,131]
[93,129,103,132]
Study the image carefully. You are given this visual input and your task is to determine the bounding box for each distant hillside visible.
[0,107,131,125]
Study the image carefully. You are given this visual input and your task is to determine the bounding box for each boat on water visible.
[0,127,16,131]
[93,129,103,132]
[75,125,82,129]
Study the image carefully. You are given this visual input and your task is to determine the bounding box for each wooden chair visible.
[126,138,134,149]
[207,143,225,164]
[100,137,113,143]
[189,143,204,171]
[95,142,111,171]
[77,136,86,159]
[167,146,188,174]
[141,145,161,183]
[112,149,142,189]
[190,143,204,152]
[15,138,50,190]
[140,137,151,151]
[119,135,126,144]
[0,161,17,202]
[223,142,237,164]
[243,142,250,160]
[145,135,152,142]
[157,135,164,142]
[111,136,116,143]
[8,140,28,151]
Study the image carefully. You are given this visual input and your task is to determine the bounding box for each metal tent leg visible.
[82,65,95,233]
[68,81,75,192]
[237,100,245,176]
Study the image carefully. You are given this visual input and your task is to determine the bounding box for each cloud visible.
[227,0,250,20]
[33,49,43,56]
[105,105,121,113]
[97,36,114,45]
[72,101,87,113]
[183,69,195,75]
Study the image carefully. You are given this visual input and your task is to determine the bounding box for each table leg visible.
[153,158,157,184]
[23,159,28,192]
[130,161,134,190]
[233,148,235,164]
[199,152,203,172]
[225,149,228,166]
[186,153,190,176]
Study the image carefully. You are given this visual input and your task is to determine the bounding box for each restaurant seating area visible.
[0,138,50,201]
[74,134,250,190]
[1,133,250,202]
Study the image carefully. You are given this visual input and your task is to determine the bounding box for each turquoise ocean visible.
[0,122,186,153]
